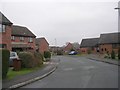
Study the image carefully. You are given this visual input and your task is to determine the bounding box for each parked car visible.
[9,51,19,67]
[69,51,77,55]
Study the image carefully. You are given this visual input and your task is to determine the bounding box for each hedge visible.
[44,51,51,59]
[18,52,43,68]
[118,48,120,60]
[2,49,10,79]
[111,50,115,59]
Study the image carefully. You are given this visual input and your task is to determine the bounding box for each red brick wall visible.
[80,47,98,54]
[99,44,119,54]
[80,48,88,54]
[64,43,73,52]
[38,39,49,54]
[0,25,12,51]
[12,36,36,51]
[99,44,112,54]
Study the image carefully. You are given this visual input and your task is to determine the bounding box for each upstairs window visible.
[29,37,33,43]
[11,36,15,40]
[0,24,6,32]
[20,37,24,41]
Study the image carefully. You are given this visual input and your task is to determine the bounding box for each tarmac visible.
[2,59,59,90]
[2,54,119,90]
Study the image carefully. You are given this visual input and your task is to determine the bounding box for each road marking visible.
[63,68,74,71]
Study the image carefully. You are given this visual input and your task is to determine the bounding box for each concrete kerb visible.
[5,64,58,90]
[88,57,120,66]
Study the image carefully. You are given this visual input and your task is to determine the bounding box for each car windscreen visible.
[10,52,16,57]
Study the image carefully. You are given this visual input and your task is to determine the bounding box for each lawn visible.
[7,65,44,80]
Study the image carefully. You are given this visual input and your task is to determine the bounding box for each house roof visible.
[36,37,49,45]
[0,12,13,25]
[12,25,36,37]
[80,38,99,48]
[99,32,120,44]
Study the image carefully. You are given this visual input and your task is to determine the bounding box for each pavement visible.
[86,54,120,66]
[2,58,59,90]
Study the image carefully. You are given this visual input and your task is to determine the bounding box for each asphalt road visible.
[21,56,118,88]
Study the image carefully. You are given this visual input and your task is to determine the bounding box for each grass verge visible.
[6,65,44,80]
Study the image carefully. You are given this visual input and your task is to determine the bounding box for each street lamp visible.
[114,7,120,10]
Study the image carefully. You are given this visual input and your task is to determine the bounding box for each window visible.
[20,37,24,41]
[11,36,15,40]
[0,44,7,48]
[0,24,6,32]
[29,37,33,42]
[105,48,107,51]
[101,48,103,51]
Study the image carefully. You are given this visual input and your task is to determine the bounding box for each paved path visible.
[20,56,118,88]
[86,54,119,66]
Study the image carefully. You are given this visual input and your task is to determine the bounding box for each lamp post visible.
[114,1,120,32]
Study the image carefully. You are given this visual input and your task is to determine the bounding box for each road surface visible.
[21,56,118,88]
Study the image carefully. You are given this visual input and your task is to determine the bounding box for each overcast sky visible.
[0,0,119,46]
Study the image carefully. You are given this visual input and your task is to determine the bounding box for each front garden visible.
[1,49,51,80]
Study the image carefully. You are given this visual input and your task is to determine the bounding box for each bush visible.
[57,50,63,55]
[18,52,43,68]
[111,50,115,59]
[2,49,10,79]
[34,52,43,66]
[118,48,120,60]
[44,51,51,59]
[19,52,35,68]
[87,49,91,54]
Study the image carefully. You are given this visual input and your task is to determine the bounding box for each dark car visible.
[69,51,77,55]
[9,52,19,67]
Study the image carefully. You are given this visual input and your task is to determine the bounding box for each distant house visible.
[0,12,13,51]
[49,46,63,55]
[63,42,73,53]
[72,42,80,52]
[36,37,49,54]
[49,46,59,53]
[11,25,36,51]
[98,32,120,54]
[80,38,99,54]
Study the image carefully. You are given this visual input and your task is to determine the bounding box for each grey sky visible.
[0,0,119,46]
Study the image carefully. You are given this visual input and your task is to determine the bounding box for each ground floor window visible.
[0,44,7,48]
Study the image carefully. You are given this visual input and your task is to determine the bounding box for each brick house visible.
[98,32,120,54]
[80,38,99,54]
[63,42,73,53]
[36,37,49,54]
[11,25,36,51]
[0,12,13,51]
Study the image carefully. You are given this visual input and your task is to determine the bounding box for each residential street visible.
[20,56,118,88]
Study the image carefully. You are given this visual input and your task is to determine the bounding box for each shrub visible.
[18,52,43,68]
[44,51,51,59]
[87,49,91,54]
[118,48,120,60]
[57,50,63,55]
[34,52,43,66]
[19,52,35,68]
[2,49,10,79]
[111,50,115,59]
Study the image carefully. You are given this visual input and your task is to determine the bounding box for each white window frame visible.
[0,24,5,32]
[11,36,15,40]
[20,37,24,41]
[29,37,33,42]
